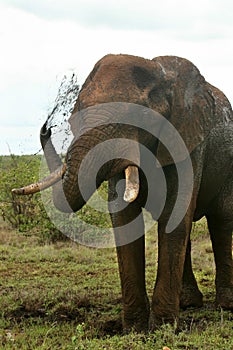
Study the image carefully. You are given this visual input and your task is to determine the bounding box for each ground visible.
[0,216,232,349]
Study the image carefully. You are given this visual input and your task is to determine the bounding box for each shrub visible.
[0,154,66,243]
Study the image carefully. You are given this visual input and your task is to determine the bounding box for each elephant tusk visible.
[123,166,140,203]
[12,163,67,195]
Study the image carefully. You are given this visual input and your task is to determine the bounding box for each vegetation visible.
[0,155,232,349]
[0,155,67,243]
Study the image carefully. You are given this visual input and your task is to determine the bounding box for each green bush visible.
[0,155,111,244]
[0,154,66,243]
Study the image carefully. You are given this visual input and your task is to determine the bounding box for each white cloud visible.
[0,125,40,155]
[0,0,232,154]
[0,7,80,87]
[2,0,232,38]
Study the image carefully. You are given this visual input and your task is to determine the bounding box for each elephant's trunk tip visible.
[12,187,29,195]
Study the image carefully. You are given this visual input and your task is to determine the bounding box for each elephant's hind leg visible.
[180,238,203,309]
[207,215,233,310]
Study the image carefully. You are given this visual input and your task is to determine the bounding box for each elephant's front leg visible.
[108,176,150,333]
[116,237,150,333]
[150,217,192,329]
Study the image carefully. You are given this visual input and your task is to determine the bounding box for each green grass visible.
[0,217,232,349]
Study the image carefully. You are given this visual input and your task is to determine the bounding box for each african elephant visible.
[12,54,233,332]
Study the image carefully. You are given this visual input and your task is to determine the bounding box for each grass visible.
[0,217,232,349]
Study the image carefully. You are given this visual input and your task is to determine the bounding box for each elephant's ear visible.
[156,98,205,166]
[154,56,209,166]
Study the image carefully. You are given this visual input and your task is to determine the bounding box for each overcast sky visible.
[0,0,232,155]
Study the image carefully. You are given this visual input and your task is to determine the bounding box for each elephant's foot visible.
[149,309,179,331]
[149,300,179,331]
[216,286,233,310]
[149,289,180,331]
[180,285,203,309]
[122,298,150,333]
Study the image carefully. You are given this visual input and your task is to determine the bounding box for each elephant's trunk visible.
[12,127,140,212]
[12,162,140,209]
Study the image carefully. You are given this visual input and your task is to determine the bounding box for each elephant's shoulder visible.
[152,56,201,75]
[205,83,233,125]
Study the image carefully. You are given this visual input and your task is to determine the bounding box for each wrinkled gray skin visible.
[40,54,233,332]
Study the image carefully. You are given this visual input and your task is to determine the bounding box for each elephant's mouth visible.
[12,164,140,204]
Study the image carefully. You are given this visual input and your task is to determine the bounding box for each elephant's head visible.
[12,54,223,214]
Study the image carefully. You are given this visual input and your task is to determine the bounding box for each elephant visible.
[12,54,233,333]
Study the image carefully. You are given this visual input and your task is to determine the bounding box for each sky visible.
[0,0,232,155]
